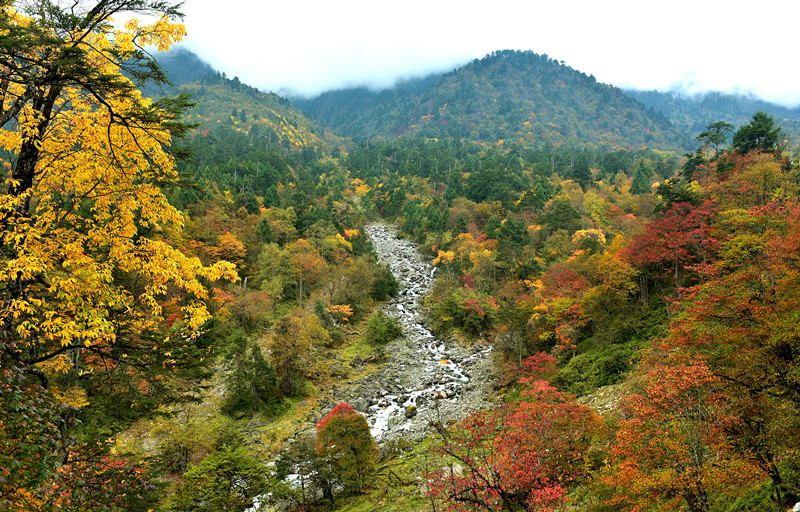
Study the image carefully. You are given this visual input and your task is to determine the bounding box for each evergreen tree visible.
[630,167,652,194]
[697,121,734,155]
[732,111,783,154]
[630,159,654,194]
[221,334,282,417]
[571,153,593,190]
[455,215,469,234]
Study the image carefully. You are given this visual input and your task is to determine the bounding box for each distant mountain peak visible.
[295,49,691,151]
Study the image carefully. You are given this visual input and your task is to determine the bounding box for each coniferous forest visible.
[3,2,800,512]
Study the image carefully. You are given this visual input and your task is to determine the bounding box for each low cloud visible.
[176,0,800,106]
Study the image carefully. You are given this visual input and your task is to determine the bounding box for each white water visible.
[248,224,492,511]
[364,224,490,440]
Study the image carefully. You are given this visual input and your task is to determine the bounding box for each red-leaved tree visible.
[427,354,600,511]
[625,201,717,290]
[606,355,755,512]
[316,403,376,495]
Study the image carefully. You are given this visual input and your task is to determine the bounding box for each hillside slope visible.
[296,50,692,151]
[624,88,800,139]
[144,49,345,153]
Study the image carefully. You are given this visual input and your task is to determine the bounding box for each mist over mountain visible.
[149,48,800,153]
[295,50,692,151]
[624,88,800,139]
[140,48,343,154]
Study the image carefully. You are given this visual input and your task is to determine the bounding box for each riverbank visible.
[321,224,496,444]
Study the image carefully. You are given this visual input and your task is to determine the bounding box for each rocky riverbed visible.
[248,225,496,511]
[329,224,496,443]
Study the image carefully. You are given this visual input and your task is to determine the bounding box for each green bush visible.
[316,403,377,493]
[554,345,633,396]
[365,311,402,345]
[157,435,192,474]
[429,288,498,337]
[166,445,269,512]
[221,333,282,418]
[371,264,399,300]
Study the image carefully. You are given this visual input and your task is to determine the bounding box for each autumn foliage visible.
[603,151,800,509]
[4,2,800,510]
[608,357,753,511]
[316,402,377,493]
[427,354,600,512]
[0,2,235,505]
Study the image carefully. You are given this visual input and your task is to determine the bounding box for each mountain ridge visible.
[143,48,345,154]
[294,50,692,151]
[624,88,800,139]
[150,48,800,153]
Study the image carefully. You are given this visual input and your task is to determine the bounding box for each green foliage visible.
[256,217,273,243]
[629,158,655,194]
[655,178,700,210]
[629,167,652,194]
[157,433,193,474]
[570,152,593,190]
[0,368,67,506]
[555,348,630,396]
[270,310,331,397]
[298,50,689,150]
[365,311,403,345]
[155,415,244,476]
[697,120,734,154]
[166,444,269,512]
[429,286,499,337]
[721,482,783,512]
[732,110,783,154]
[626,89,800,143]
[316,403,377,493]
[371,264,399,300]
[254,242,294,299]
[221,333,283,418]
[540,197,582,234]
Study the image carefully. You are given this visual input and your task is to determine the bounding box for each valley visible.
[4,4,800,512]
[337,224,494,443]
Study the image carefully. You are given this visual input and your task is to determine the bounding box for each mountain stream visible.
[342,224,494,443]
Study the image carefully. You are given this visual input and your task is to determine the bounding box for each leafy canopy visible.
[0,1,236,507]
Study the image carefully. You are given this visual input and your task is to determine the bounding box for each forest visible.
[2,2,800,512]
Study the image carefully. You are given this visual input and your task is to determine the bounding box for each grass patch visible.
[341,331,376,360]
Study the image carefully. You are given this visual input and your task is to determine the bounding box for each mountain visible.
[142,49,344,153]
[295,50,692,151]
[623,88,800,141]
[156,47,217,85]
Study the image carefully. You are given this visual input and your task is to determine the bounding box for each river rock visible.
[320,224,496,445]
[388,414,404,430]
[351,398,368,413]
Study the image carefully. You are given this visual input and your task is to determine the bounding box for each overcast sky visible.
[176,0,800,106]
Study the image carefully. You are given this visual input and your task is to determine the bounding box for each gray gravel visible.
[325,224,496,444]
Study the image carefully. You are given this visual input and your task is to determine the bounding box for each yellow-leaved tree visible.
[0,1,236,508]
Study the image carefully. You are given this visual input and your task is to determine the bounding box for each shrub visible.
[429,288,499,337]
[371,264,399,300]
[167,445,268,512]
[316,403,377,493]
[364,311,402,345]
